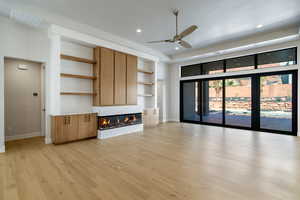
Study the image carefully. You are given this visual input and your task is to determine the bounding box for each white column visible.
[45,32,61,144]
[0,56,5,152]
[154,61,158,108]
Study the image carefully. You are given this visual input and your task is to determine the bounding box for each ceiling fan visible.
[147,9,198,48]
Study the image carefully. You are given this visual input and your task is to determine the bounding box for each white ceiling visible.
[4,0,300,56]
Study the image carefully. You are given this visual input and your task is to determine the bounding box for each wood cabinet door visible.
[53,115,79,144]
[114,51,126,105]
[100,47,114,105]
[78,114,97,139]
[126,54,137,105]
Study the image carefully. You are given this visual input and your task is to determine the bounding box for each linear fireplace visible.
[98,113,142,130]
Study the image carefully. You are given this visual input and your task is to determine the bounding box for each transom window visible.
[181,47,297,77]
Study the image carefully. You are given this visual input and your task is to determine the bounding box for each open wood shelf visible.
[61,54,97,64]
[61,73,97,80]
[137,69,154,75]
[138,81,154,86]
[60,92,96,96]
[138,94,154,97]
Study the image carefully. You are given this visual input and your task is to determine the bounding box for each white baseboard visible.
[167,119,180,122]
[98,124,143,139]
[45,137,52,144]
[5,132,41,141]
[0,143,5,153]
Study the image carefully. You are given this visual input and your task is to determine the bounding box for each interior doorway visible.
[4,58,45,141]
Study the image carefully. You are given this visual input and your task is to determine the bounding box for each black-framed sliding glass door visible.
[180,70,298,136]
[201,79,223,124]
[180,81,200,122]
[225,77,252,127]
[258,72,297,134]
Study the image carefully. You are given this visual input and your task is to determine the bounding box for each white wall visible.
[167,39,300,136]
[0,16,50,152]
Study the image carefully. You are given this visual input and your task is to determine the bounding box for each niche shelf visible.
[60,92,96,96]
[61,73,96,80]
[138,94,154,97]
[138,81,154,86]
[61,54,96,64]
[138,69,154,75]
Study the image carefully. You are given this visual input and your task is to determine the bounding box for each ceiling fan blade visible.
[177,25,198,39]
[179,40,192,48]
[147,39,173,43]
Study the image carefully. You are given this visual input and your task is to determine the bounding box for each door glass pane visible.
[260,74,292,132]
[202,60,224,75]
[202,80,223,123]
[182,81,200,121]
[225,77,251,127]
[226,55,255,72]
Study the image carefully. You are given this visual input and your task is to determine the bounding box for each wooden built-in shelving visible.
[61,54,97,64]
[61,73,97,80]
[138,69,154,75]
[60,48,138,106]
[138,81,154,86]
[60,92,96,96]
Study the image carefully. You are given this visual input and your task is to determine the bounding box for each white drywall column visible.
[46,32,61,144]
[154,61,159,108]
[0,56,5,152]
[167,64,180,122]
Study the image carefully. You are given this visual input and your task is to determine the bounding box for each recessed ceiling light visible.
[175,47,180,50]
[136,28,142,33]
[256,24,263,29]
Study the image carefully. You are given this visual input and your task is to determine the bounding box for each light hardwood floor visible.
[1,123,300,200]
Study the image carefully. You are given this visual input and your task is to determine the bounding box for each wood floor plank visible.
[1,123,300,200]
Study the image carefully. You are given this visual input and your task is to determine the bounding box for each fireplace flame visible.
[101,119,110,126]
[124,117,129,123]
[131,115,137,121]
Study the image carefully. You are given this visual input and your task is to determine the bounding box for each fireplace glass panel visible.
[99,113,142,130]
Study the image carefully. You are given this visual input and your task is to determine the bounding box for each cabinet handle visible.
[64,117,68,125]
[64,116,71,125]
[85,115,91,122]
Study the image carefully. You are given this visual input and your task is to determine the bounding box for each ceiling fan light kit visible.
[147,9,198,49]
